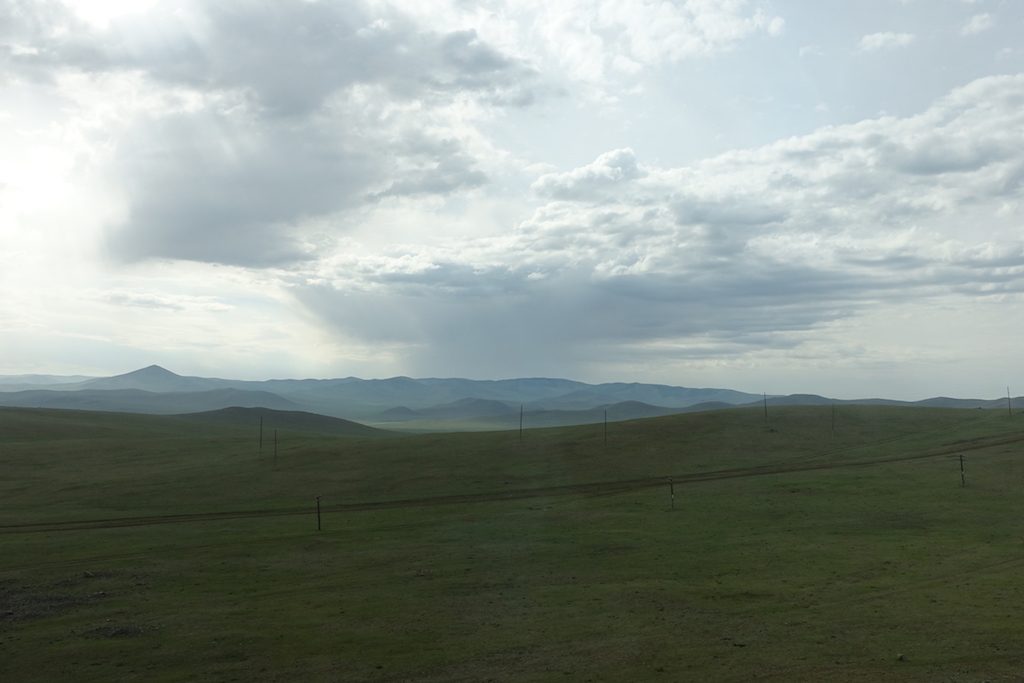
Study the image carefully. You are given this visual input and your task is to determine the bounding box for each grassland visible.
[2,404,1024,681]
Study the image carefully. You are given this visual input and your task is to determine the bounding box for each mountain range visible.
[0,365,1018,430]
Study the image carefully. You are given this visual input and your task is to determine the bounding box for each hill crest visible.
[176,406,390,437]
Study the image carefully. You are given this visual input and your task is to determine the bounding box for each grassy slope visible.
[174,406,392,438]
[2,405,1024,681]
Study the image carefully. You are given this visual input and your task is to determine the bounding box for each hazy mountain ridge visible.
[0,366,764,419]
[0,366,1018,429]
[0,374,96,390]
[528,383,758,410]
[0,387,301,415]
[74,365,231,393]
[752,394,1020,411]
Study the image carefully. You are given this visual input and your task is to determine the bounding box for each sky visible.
[2,0,1023,400]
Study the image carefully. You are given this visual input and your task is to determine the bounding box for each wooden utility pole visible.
[315,495,322,531]
[668,478,675,510]
[960,454,966,488]
[763,393,768,424]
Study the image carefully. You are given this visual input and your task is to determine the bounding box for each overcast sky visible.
[2,0,1024,399]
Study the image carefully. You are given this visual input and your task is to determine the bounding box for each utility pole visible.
[959,454,966,488]
[763,393,768,424]
[668,477,675,510]
[1008,386,1013,417]
[315,495,322,531]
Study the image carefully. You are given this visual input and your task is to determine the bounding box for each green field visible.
[3,404,1024,681]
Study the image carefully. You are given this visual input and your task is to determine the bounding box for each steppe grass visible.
[2,405,1024,681]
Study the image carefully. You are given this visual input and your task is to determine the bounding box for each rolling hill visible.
[4,404,1024,680]
[176,406,393,438]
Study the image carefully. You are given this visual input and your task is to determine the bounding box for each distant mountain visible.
[7,365,1019,431]
[327,379,762,418]
[374,406,421,422]
[763,394,834,406]
[414,397,517,420]
[744,394,1024,411]
[0,374,95,391]
[417,377,589,403]
[8,366,766,419]
[271,376,592,417]
[175,407,391,438]
[0,388,302,415]
[371,399,517,424]
[912,396,1016,410]
[681,401,737,412]
[528,383,761,410]
[73,365,230,393]
[368,400,689,431]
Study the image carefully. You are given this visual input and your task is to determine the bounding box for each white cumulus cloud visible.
[531,148,645,200]
[961,13,994,36]
[859,32,916,52]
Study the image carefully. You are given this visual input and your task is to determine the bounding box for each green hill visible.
[176,406,392,438]
[3,404,1024,681]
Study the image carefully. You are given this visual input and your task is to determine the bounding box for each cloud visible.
[858,32,915,52]
[961,13,994,36]
[372,153,488,200]
[8,2,541,114]
[101,291,231,313]
[289,74,1024,378]
[531,148,645,200]
[399,0,784,90]
[1,0,787,270]
[7,3,1024,391]
[3,0,542,267]
[105,105,379,267]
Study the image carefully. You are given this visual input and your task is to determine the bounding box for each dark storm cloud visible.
[289,74,1024,376]
[105,110,376,267]
[292,254,863,377]
[296,229,1024,377]
[297,210,887,359]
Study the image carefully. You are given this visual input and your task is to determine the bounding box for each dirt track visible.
[2,430,1022,535]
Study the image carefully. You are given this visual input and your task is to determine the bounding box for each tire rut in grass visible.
[3,430,1024,535]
